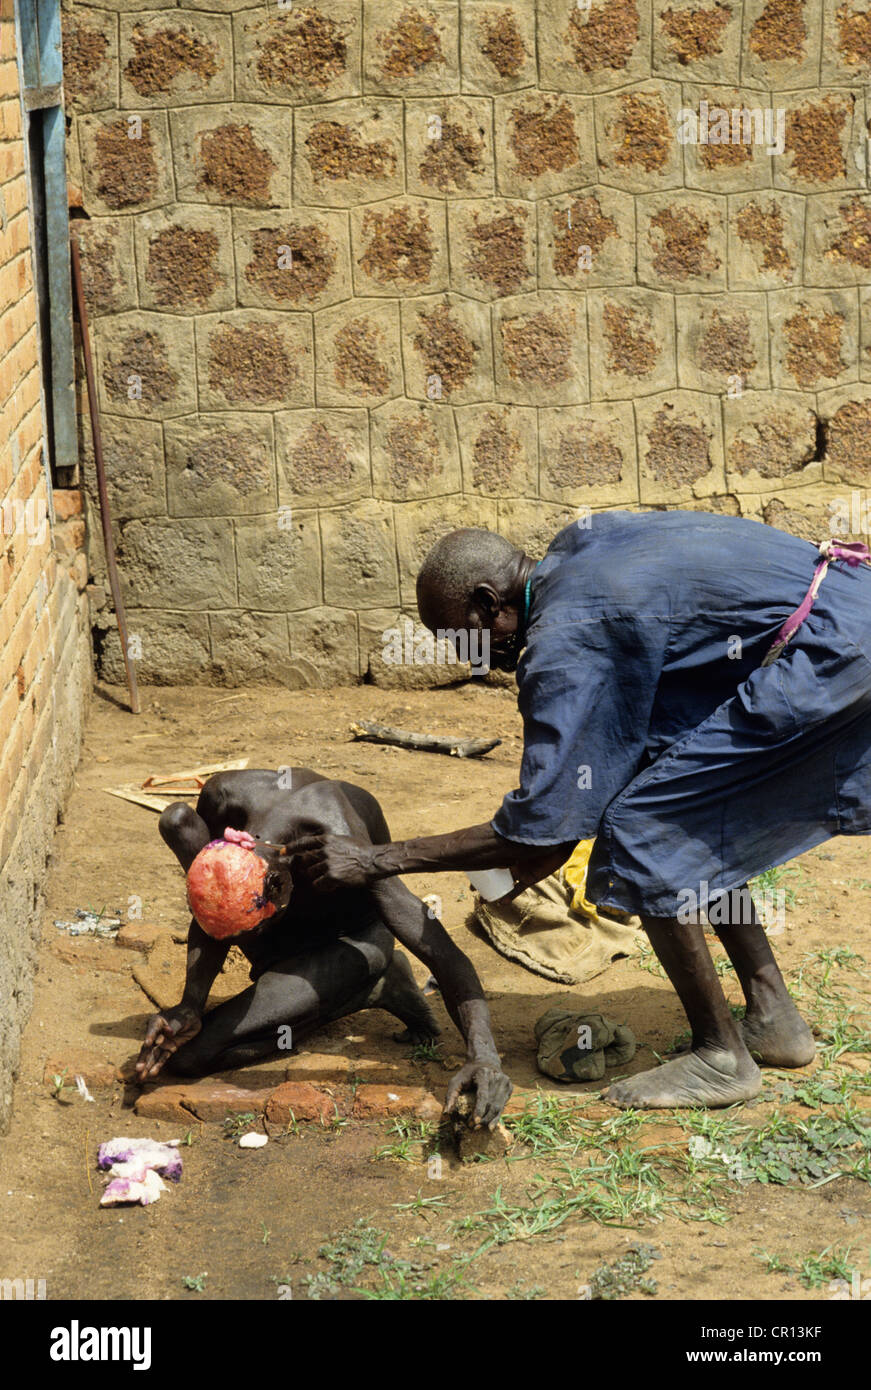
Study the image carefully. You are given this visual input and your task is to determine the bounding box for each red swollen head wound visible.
[186,839,277,940]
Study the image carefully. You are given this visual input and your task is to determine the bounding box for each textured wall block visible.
[350,196,448,296]
[233,4,361,104]
[117,517,236,608]
[62,6,119,112]
[773,89,865,192]
[538,402,639,507]
[652,0,741,83]
[393,494,497,604]
[743,483,867,543]
[275,408,371,507]
[170,104,291,208]
[637,190,727,291]
[636,389,725,501]
[100,612,210,687]
[447,197,536,299]
[681,85,778,193]
[741,0,822,90]
[588,287,677,399]
[804,192,871,287]
[293,98,404,207]
[726,190,805,288]
[494,91,595,197]
[209,610,289,684]
[315,298,403,406]
[80,415,166,521]
[119,11,232,107]
[723,390,820,491]
[77,111,173,214]
[817,382,871,483]
[370,398,460,498]
[362,1,459,95]
[234,209,351,312]
[538,0,652,93]
[359,605,469,687]
[96,310,196,419]
[769,288,859,389]
[134,204,234,313]
[320,500,399,606]
[538,187,636,288]
[454,403,538,497]
[460,2,536,94]
[822,0,871,84]
[400,292,493,402]
[165,412,276,515]
[676,292,770,391]
[595,82,683,191]
[195,310,315,411]
[289,606,360,683]
[235,510,322,610]
[493,291,589,405]
[495,497,580,556]
[73,219,137,318]
[405,96,494,197]
[861,285,871,381]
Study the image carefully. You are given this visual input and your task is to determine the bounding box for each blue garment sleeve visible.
[491,613,670,846]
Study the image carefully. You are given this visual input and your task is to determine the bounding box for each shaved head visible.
[416,528,536,672]
[416,528,522,630]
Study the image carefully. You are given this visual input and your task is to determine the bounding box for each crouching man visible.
[134,766,511,1128]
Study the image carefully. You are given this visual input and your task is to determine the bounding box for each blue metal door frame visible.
[13,0,77,474]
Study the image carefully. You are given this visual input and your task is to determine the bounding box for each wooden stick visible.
[70,233,140,714]
[349,720,501,759]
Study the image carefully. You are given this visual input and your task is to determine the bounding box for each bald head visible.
[416,528,522,631]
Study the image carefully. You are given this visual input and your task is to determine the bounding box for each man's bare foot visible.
[740,1000,816,1068]
[606,1046,762,1109]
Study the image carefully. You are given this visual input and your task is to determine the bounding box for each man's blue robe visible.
[491,511,871,917]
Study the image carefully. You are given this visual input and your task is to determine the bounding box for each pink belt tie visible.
[762,540,871,667]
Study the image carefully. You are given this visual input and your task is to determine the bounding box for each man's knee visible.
[159,801,199,847]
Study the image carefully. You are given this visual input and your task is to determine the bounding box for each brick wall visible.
[63,0,871,689]
[0,0,92,1130]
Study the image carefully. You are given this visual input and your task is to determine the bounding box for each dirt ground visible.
[1,680,870,1302]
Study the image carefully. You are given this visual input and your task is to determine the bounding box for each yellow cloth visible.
[561,838,599,916]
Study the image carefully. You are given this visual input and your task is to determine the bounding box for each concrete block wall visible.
[61,0,871,687]
[0,0,92,1129]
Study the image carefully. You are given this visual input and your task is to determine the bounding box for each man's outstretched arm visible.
[295,822,575,893]
[371,876,510,1127]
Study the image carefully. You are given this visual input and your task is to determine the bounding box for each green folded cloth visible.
[534,1008,636,1082]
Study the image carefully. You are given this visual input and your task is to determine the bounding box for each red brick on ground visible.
[115,922,165,953]
[264,1081,337,1125]
[42,1050,117,1089]
[352,1084,438,1119]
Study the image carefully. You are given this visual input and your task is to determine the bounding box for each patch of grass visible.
[302,1219,473,1301]
[754,1245,858,1290]
[182,1272,207,1292]
[505,1280,546,1300]
[585,1243,660,1300]
[410,1039,442,1063]
[222,1111,257,1140]
[49,1068,71,1100]
[375,1115,436,1162]
[739,1111,870,1187]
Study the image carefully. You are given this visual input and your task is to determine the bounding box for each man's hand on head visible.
[292,833,376,892]
[135,1004,202,1082]
[444,1059,512,1129]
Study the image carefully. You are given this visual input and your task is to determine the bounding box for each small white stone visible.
[238,1132,268,1149]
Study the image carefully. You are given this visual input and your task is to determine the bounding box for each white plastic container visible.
[466,868,515,901]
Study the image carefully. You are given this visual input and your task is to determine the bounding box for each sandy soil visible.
[0,681,869,1301]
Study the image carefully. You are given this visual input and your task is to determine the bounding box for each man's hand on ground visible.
[293,833,376,891]
[135,1004,202,1082]
[444,1060,512,1129]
